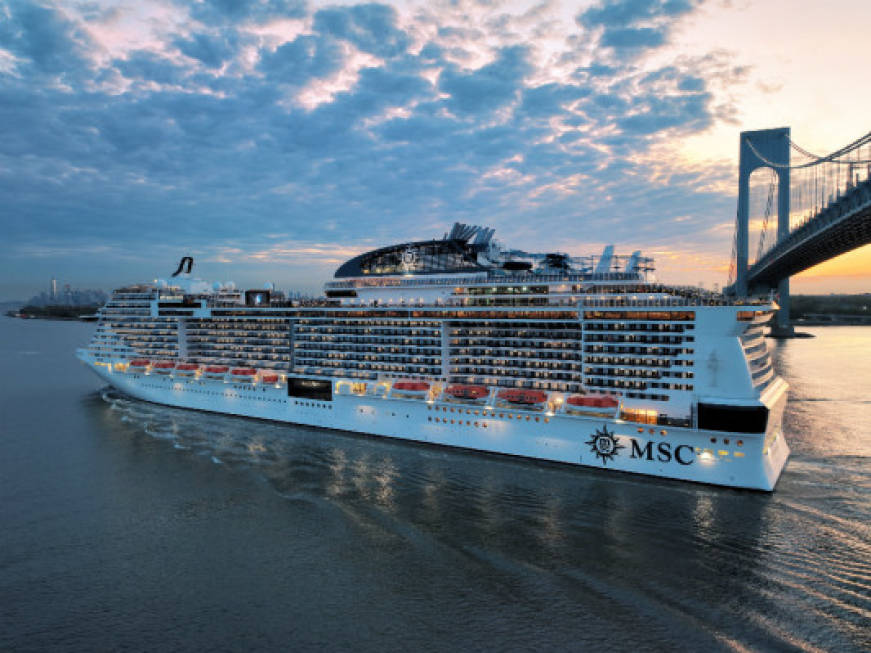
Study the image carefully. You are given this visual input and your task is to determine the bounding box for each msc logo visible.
[586,426,624,465]
[630,440,695,466]
[401,247,419,270]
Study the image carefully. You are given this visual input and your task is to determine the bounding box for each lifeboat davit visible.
[261,372,279,384]
[152,361,175,374]
[203,365,229,378]
[445,384,489,401]
[129,359,150,368]
[392,381,430,396]
[497,389,548,406]
[230,368,257,381]
[174,363,200,376]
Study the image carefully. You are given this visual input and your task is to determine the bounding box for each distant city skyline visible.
[1,0,869,300]
[24,278,107,307]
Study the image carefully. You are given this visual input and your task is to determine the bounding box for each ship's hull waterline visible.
[81,355,789,491]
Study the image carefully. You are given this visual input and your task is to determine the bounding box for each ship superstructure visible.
[78,224,789,490]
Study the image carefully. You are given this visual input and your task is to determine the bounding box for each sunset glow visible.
[1,0,868,298]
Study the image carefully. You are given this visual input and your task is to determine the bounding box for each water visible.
[1,317,868,652]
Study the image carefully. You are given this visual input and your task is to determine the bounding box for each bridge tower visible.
[736,127,794,335]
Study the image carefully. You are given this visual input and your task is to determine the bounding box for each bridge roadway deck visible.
[747,178,871,289]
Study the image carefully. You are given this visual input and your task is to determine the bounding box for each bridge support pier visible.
[771,278,794,337]
[737,128,795,336]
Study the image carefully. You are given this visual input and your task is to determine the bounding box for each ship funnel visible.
[172,256,194,277]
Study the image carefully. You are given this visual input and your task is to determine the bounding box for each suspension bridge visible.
[725,127,871,335]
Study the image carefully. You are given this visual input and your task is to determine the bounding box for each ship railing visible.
[291,349,442,361]
[579,292,771,308]
[323,271,647,290]
[449,344,580,352]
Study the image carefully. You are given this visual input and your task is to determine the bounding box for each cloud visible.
[114,50,188,85]
[519,83,590,119]
[174,30,240,68]
[600,26,666,48]
[579,0,698,29]
[0,0,782,300]
[439,45,530,115]
[578,0,701,52]
[188,0,307,25]
[0,2,92,78]
[313,3,410,58]
[258,33,345,84]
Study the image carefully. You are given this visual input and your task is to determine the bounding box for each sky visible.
[1,0,869,300]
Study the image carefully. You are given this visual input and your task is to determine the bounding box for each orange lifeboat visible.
[204,365,229,378]
[152,361,175,374]
[261,372,279,384]
[392,381,430,396]
[497,389,548,405]
[446,384,489,401]
[175,363,200,376]
[231,368,257,380]
[129,359,150,368]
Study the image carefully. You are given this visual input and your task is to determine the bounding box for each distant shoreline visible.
[5,306,100,321]
[5,313,93,322]
[793,318,871,327]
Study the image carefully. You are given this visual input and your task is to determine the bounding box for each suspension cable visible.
[744,130,871,169]
[756,173,776,263]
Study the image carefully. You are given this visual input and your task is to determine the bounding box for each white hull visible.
[80,353,789,491]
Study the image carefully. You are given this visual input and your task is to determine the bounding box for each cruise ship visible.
[77,224,789,490]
